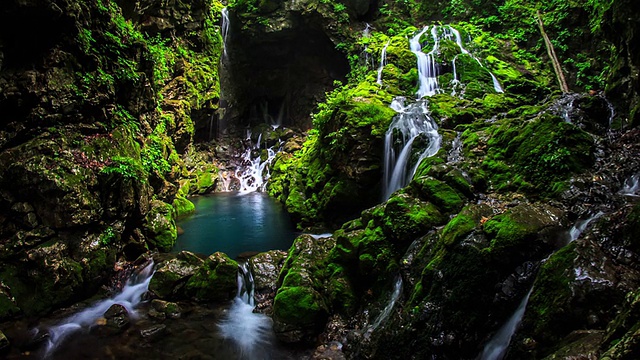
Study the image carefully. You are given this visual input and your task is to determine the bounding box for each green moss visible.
[184,252,238,302]
[441,213,476,246]
[144,200,177,252]
[411,176,464,213]
[172,196,195,219]
[526,243,577,345]
[273,286,326,325]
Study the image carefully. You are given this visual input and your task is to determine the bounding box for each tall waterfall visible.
[412,26,440,98]
[383,97,442,200]
[218,262,273,358]
[377,40,390,86]
[40,261,155,358]
[221,7,230,58]
[479,288,533,360]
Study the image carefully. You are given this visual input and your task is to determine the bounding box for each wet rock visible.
[150,299,182,319]
[140,324,167,340]
[103,304,130,334]
[144,200,178,252]
[249,250,287,315]
[184,252,238,302]
[273,235,334,343]
[149,251,204,300]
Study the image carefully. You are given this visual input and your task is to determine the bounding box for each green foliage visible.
[100,156,144,181]
[99,227,117,246]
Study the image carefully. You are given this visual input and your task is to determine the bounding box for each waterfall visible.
[568,212,604,243]
[410,25,503,98]
[443,25,503,93]
[620,173,640,196]
[383,98,442,200]
[218,262,273,358]
[221,7,230,58]
[364,275,403,338]
[40,260,155,358]
[376,40,390,86]
[231,131,281,193]
[479,288,533,360]
[411,26,440,98]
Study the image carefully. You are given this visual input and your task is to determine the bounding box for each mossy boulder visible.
[411,176,465,213]
[149,251,204,300]
[172,196,195,219]
[144,200,177,252]
[184,252,238,302]
[273,234,335,343]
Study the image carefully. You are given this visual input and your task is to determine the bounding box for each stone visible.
[140,324,167,340]
[151,299,182,319]
[0,330,9,351]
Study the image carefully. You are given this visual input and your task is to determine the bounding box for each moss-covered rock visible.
[149,251,204,299]
[184,252,238,302]
[144,200,177,252]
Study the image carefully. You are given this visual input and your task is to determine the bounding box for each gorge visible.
[1,0,640,359]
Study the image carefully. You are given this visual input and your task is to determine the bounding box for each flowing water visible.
[37,261,155,358]
[218,262,274,359]
[376,40,390,86]
[411,26,440,98]
[568,212,604,243]
[383,97,442,200]
[620,173,640,196]
[174,192,296,259]
[364,275,403,338]
[221,7,230,58]
[478,288,533,360]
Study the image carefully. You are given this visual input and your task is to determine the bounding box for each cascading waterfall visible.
[412,26,440,98]
[364,275,403,338]
[39,261,155,358]
[376,40,390,86]
[230,130,282,193]
[383,97,442,200]
[478,288,533,360]
[218,262,273,359]
[411,25,503,99]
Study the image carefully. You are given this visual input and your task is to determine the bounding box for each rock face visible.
[0,0,222,319]
[219,0,351,132]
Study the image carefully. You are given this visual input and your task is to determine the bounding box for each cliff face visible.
[0,0,222,318]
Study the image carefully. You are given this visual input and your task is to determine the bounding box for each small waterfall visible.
[383,98,442,200]
[376,40,390,86]
[444,26,503,93]
[479,288,533,360]
[40,261,155,358]
[620,173,640,196]
[364,275,403,338]
[232,131,281,193]
[568,212,604,243]
[218,262,273,359]
[221,7,230,58]
[410,25,503,98]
